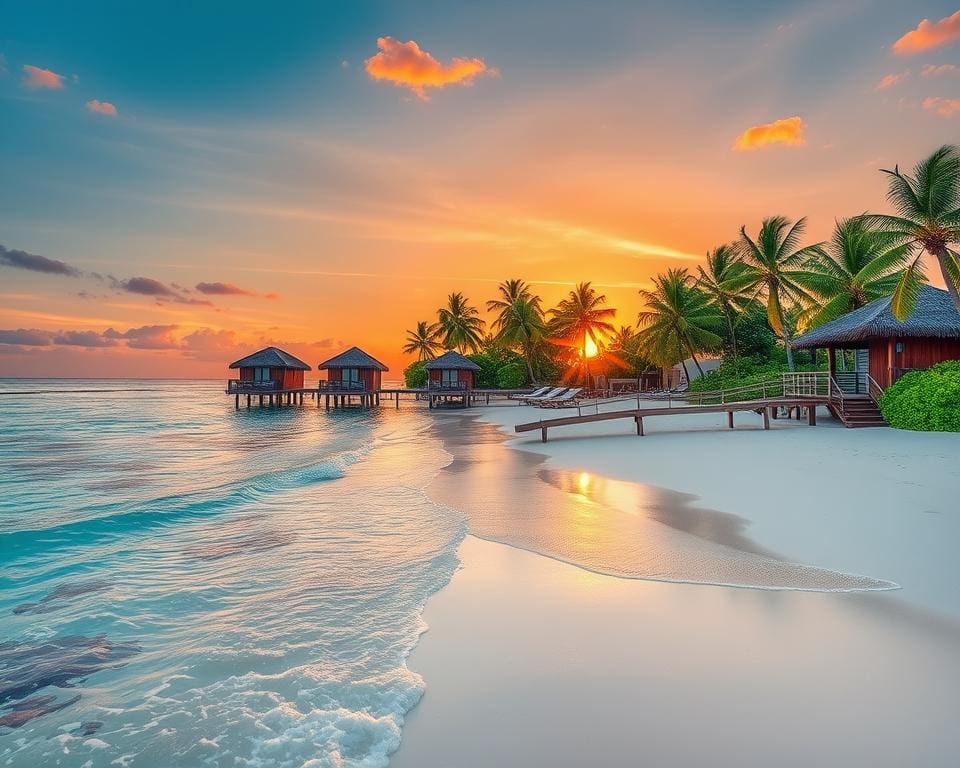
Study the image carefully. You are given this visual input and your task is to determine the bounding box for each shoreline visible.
[393,402,960,767]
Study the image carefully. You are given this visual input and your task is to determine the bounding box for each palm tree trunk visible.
[680,358,691,385]
[687,345,705,378]
[523,345,536,384]
[724,308,738,358]
[934,248,960,313]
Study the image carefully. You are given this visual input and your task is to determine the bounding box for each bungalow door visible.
[254,367,273,389]
[342,368,361,390]
[441,369,459,388]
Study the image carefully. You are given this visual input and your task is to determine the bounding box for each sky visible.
[1,0,959,378]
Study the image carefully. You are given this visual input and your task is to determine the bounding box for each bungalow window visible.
[441,369,459,386]
[254,367,271,382]
[342,368,361,384]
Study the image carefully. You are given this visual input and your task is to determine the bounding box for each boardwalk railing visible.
[428,381,469,391]
[228,379,280,393]
[318,380,367,393]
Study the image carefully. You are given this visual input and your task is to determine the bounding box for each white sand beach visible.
[394,403,960,767]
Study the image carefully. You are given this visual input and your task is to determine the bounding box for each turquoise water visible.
[0,380,464,767]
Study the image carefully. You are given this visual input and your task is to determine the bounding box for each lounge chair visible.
[538,387,584,408]
[523,387,567,403]
[512,386,550,400]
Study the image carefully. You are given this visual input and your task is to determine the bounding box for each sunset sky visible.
[2,1,960,378]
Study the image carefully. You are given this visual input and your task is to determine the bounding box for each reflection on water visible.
[427,414,898,592]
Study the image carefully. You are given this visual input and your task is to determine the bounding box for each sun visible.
[583,336,599,358]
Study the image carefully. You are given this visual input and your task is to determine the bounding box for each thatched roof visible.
[424,350,481,370]
[318,346,388,371]
[229,346,311,370]
[793,286,960,349]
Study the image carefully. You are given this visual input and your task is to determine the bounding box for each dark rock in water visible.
[76,720,103,736]
[0,694,81,729]
[0,634,140,728]
[12,580,112,615]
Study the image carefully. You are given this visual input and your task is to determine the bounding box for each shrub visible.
[496,361,527,389]
[879,360,960,432]
[466,353,499,388]
[404,360,427,388]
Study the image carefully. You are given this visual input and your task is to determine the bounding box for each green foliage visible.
[879,361,960,431]
[495,361,527,389]
[403,360,427,388]
[466,353,499,388]
[724,304,778,359]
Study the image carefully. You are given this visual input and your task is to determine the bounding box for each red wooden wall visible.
[869,338,960,387]
[429,369,474,387]
[237,367,303,388]
[325,368,382,391]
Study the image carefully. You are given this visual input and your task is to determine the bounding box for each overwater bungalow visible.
[792,285,960,426]
[228,346,311,392]
[317,346,388,409]
[424,351,481,409]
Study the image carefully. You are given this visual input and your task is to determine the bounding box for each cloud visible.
[113,276,213,306]
[86,99,118,117]
[0,244,81,276]
[195,281,256,296]
[0,329,54,346]
[22,64,64,90]
[104,324,180,349]
[922,96,960,116]
[875,71,909,90]
[365,37,495,100]
[922,63,959,78]
[52,330,117,347]
[733,116,806,151]
[118,276,178,297]
[893,11,960,55]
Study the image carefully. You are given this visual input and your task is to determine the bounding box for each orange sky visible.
[1,3,958,378]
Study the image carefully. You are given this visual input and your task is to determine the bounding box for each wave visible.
[1,447,370,560]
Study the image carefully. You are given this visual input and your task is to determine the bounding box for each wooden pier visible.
[514,397,825,442]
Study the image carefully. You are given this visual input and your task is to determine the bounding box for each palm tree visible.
[636,268,724,382]
[737,216,823,371]
[865,145,960,318]
[799,217,913,328]
[486,279,541,332]
[696,244,756,358]
[547,282,618,384]
[494,296,547,383]
[436,292,485,353]
[403,320,443,361]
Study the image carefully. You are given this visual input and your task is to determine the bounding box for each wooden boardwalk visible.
[514,398,827,442]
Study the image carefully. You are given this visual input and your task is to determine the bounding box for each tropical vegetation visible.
[399,145,960,431]
[878,361,960,432]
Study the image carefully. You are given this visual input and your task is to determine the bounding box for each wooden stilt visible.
[763,407,770,430]
[246,395,251,409]
[235,394,240,409]
[808,405,817,426]
[727,411,734,429]
[541,426,548,442]
[636,414,644,435]
[259,395,264,407]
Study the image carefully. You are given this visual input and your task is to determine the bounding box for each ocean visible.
[0,380,464,767]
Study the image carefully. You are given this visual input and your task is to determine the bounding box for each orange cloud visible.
[875,71,909,90]
[22,64,64,90]
[893,11,960,55]
[922,63,959,78]
[86,99,118,116]
[365,37,495,100]
[733,116,806,151]
[922,96,960,116]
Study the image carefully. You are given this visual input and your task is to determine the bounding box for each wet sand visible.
[393,404,960,767]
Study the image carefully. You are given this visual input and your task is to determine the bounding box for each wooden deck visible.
[514,398,826,442]
[228,386,534,410]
